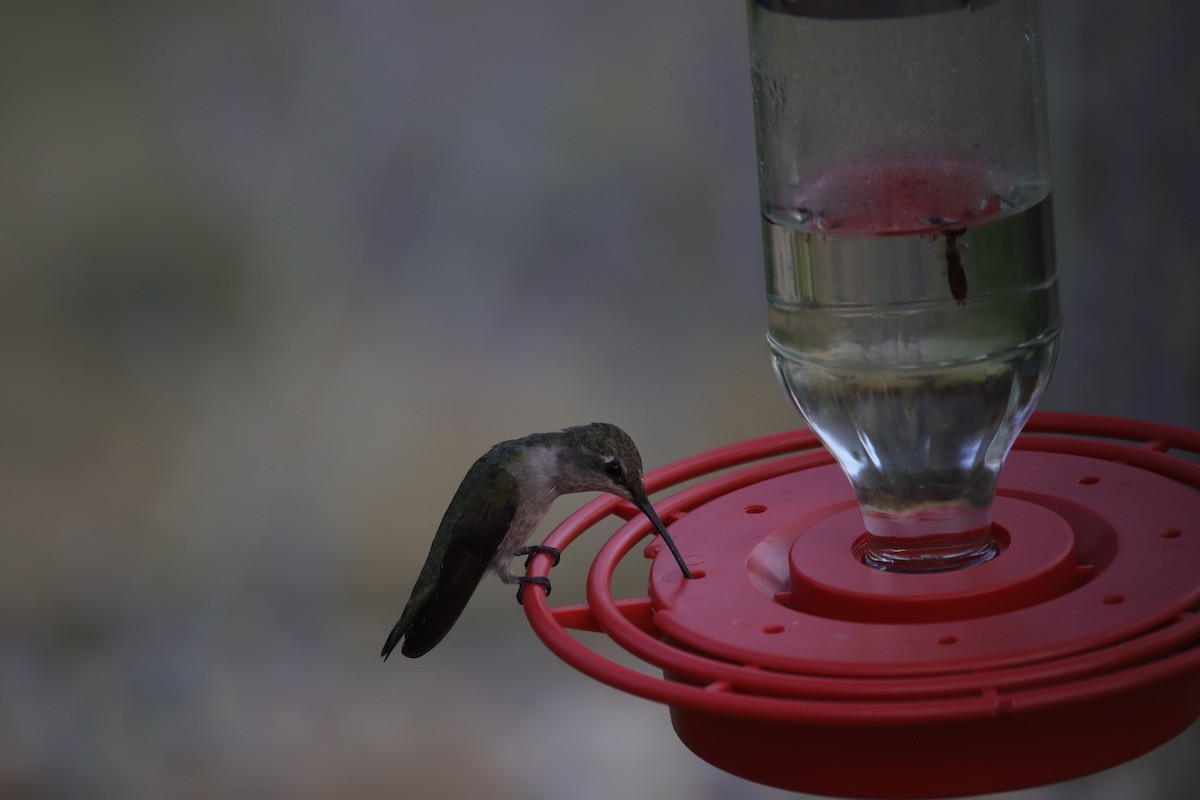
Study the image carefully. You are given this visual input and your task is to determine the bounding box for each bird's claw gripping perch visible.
[516,576,551,605]
[515,546,558,604]
[516,544,561,568]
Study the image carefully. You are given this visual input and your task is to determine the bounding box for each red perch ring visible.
[522,413,1200,798]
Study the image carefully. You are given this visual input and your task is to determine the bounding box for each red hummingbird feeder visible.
[523,1,1200,796]
[522,413,1200,798]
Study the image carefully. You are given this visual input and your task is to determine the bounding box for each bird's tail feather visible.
[380,615,411,660]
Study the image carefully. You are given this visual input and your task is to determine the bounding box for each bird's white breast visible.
[491,445,561,580]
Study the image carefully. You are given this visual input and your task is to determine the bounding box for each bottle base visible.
[858,523,1003,574]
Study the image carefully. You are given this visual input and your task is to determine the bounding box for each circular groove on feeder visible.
[522,413,1200,798]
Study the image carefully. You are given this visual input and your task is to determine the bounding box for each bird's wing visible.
[383,461,519,658]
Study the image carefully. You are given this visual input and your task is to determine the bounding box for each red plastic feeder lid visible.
[522,413,1200,799]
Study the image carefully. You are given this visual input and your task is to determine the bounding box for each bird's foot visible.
[516,576,551,605]
[515,545,561,568]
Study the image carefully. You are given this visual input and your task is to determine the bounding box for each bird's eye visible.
[605,458,623,479]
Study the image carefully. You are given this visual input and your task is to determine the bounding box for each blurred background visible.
[1,1,1197,798]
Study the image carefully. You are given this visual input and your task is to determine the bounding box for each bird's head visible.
[555,422,692,579]
[555,422,649,501]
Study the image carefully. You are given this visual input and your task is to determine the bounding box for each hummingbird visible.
[381,422,692,659]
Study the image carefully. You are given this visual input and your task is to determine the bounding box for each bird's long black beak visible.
[631,493,692,579]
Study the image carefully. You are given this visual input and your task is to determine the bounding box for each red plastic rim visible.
[522,413,1200,798]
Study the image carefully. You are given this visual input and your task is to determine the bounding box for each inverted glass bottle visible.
[747,0,1061,572]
